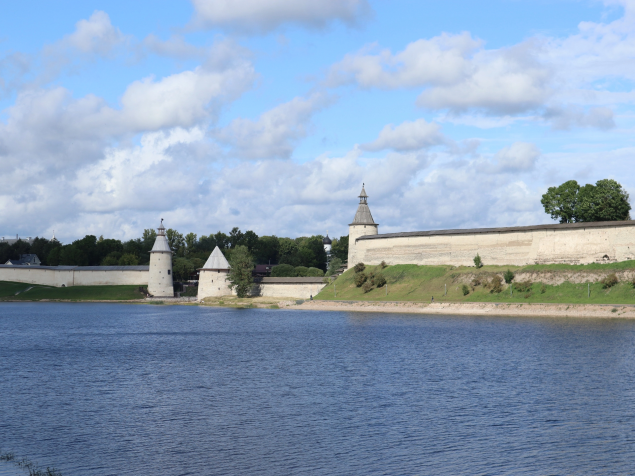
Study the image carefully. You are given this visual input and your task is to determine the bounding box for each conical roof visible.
[202,246,230,270]
[359,185,368,198]
[150,219,172,253]
[351,203,376,225]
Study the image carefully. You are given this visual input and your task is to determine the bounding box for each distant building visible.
[1,235,35,246]
[323,233,332,265]
[253,264,275,277]
[5,254,41,266]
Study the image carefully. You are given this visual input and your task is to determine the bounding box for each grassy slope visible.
[0,281,146,301]
[316,263,635,305]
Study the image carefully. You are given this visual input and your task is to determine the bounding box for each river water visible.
[1,303,635,475]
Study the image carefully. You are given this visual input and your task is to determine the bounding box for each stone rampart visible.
[351,221,635,267]
[0,265,149,287]
[251,277,326,299]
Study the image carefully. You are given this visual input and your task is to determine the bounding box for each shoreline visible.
[285,300,635,318]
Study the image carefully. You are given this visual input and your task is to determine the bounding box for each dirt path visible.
[283,300,635,318]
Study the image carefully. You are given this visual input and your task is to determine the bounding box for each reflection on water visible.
[1,303,635,475]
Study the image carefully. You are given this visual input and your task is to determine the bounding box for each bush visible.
[295,266,308,277]
[602,273,618,289]
[362,281,373,293]
[473,254,483,268]
[540,284,547,294]
[471,277,481,287]
[513,281,532,293]
[354,262,365,273]
[490,275,503,293]
[503,269,515,284]
[271,263,296,277]
[306,267,324,277]
[380,260,388,269]
[462,284,470,296]
[118,253,139,265]
[375,274,386,288]
[354,272,367,287]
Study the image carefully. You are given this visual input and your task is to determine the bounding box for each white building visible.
[148,219,174,297]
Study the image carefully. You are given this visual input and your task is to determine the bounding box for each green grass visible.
[0,281,146,301]
[316,264,635,305]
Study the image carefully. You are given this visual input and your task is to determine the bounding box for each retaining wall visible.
[0,265,149,287]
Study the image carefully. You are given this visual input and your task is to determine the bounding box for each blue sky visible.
[1,0,635,242]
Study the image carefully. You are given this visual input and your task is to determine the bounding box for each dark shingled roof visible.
[350,203,376,225]
[322,235,332,245]
[357,220,635,241]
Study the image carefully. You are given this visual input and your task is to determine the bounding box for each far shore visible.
[284,299,635,319]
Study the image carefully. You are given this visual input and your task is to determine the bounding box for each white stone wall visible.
[0,267,148,287]
[348,224,378,268]
[148,252,174,297]
[252,282,325,299]
[198,269,231,299]
[351,224,635,267]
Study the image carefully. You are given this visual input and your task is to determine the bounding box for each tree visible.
[166,229,185,256]
[327,257,343,276]
[271,263,296,277]
[331,235,349,262]
[184,233,198,255]
[473,253,483,268]
[227,245,254,298]
[577,179,631,222]
[172,257,196,282]
[254,235,279,264]
[118,253,139,266]
[229,227,244,248]
[541,179,631,223]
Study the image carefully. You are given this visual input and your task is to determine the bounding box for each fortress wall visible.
[252,282,326,299]
[198,269,231,299]
[353,224,635,267]
[0,266,149,287]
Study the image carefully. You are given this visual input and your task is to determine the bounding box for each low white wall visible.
[0,266,149,287]
[253,282,326,299]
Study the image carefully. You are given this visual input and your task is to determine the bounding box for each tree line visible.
[0,227,349,282]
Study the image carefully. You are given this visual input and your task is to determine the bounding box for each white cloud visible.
[190,0,371,33]
[62,11,127,55]
[213,94,329,159]
[361,119,446,152]
[544,105,615,130]
[492,142,540,173]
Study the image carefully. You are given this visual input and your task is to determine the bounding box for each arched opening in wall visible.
[603,254,610,261]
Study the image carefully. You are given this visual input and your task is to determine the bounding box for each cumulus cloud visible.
[190,0,371,33]
[61,11,128,55]
[361,119,446,152]
[213,93,330,159]
[544,105,615,130]
[491,142,540,173]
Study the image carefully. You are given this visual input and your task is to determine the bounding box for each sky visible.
[1,0,635,243]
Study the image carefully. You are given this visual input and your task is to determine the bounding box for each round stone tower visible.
[197,246,231,300]
[323,233,332,261]
[348,184,378,268]
[148,219,174,297]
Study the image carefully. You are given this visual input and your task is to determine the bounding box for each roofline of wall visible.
[357,220,635,241]
[198,268,229,271]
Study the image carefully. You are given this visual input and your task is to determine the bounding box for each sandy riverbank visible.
[283,300,635,318]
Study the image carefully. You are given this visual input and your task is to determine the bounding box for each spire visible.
[151,218,172,253]
[350,183,377,225]
[359,183,368,203]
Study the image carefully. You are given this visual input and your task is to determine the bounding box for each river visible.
[1,303,635,475]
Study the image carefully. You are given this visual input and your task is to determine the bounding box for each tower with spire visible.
[148,218,174,297]
[348,184,378,268]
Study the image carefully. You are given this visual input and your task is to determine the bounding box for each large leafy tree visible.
[541,179,631,223]
[227,245,254,298]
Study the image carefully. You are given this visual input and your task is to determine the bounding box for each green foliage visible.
[471,277,481,287]
[380,260,387,269]
[271,263,296,277]
[541,178,631,223]
[172,257,196,282]
[375,273,386,287]
[101,252,121,265]
[490,275,503,293]
[331,235,349,262]
[601,273,618,289]
[462,284,470,296]
[306,267,324,277]
[295,266,308,277]
[473,254,483,268]
[118,253,139,266]
[503,269,515,284]
[513,281,533,293]
[227,245,254,298]
[327,257,343,276]
[354,272,367,287]
[354,262,365,273]
[362,281,373,293]
[166,229,185,257]
[540,284,547,294]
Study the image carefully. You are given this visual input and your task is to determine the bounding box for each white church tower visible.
[148,219,174,297]
[197,246,231,300]
[348,184,378,268]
